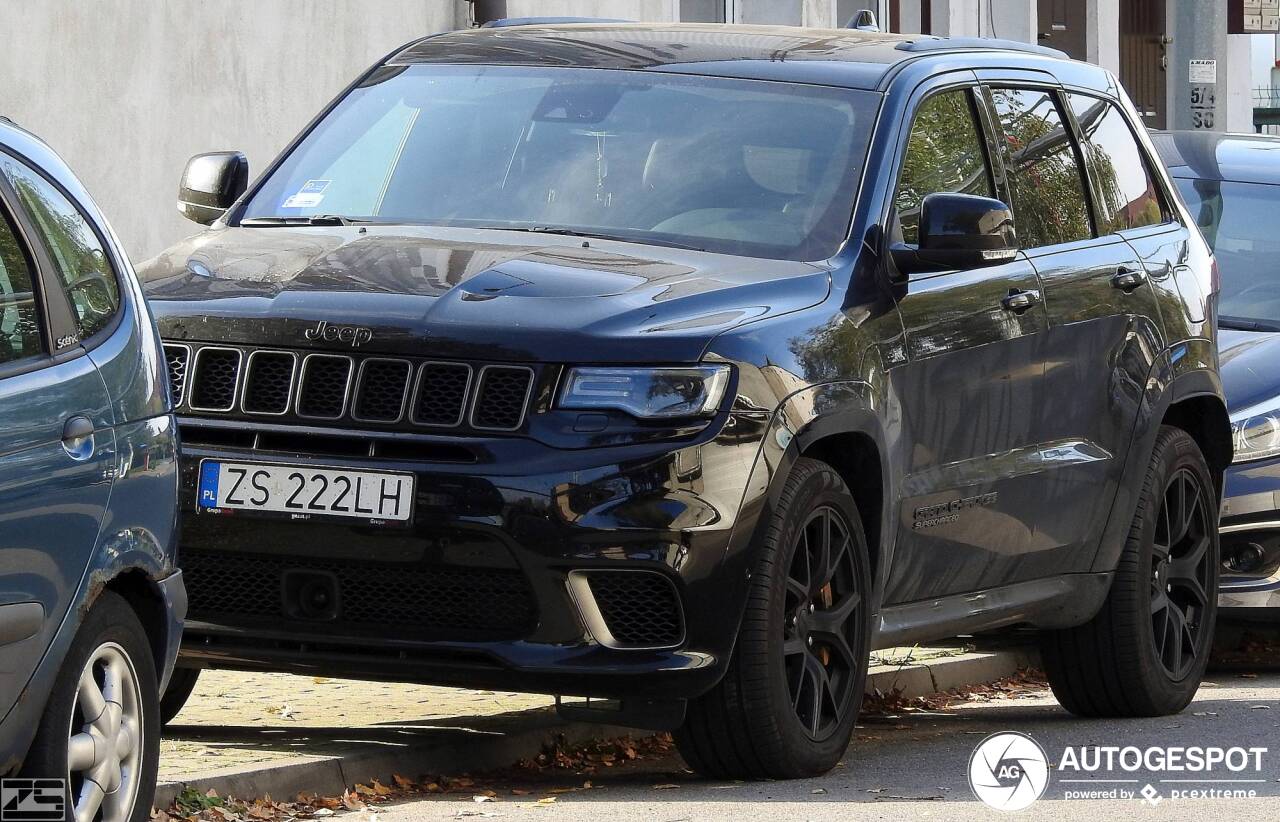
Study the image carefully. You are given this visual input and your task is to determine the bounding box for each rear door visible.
[980,84,1167,578]
[0,150,115,723]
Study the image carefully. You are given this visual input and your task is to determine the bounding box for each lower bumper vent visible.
[183,549,537,640]
[570,570,684,649]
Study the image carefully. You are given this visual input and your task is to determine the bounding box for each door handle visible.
[1111,267,1149,292]
[1000,289,1041,314]
[61,415,95,460]
[63,416,94,442]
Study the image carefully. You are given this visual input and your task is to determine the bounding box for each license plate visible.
[197,460,414,524]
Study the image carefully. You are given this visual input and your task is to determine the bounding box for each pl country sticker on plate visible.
[282,179,331,209]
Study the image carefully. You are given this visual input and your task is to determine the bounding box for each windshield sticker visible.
[282,179,330,209]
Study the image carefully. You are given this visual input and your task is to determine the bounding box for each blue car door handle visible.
[62,415,95,459]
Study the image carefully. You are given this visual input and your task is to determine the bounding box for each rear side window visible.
[0,155,119,340]
[988,87,1094,249]
[0,206,43,365]
[1067,93,1169,233]
[894,89,994,246]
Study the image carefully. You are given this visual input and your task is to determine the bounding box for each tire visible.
[21,591,160,822]
[1042,425,1219,717]
[675,457,872,779]
[160,667,200,726]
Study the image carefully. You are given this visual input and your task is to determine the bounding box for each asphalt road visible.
[374,671,1280,822]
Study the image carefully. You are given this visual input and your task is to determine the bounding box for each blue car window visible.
[0,204,43,364]
[0,155,119,341]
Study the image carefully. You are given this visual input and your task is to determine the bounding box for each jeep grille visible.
[163,342,536,433]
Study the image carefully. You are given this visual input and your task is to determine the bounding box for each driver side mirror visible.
[178,152,248,225]
[890,192,1018,276]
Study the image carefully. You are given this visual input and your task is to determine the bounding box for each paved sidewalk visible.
[157,642,1039,805]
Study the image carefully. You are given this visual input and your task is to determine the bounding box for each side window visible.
[1067,93,1169,233]
[0,205,43,365]
[988,87,1093,249]
[0,155,120,340]
[894,89,994,246]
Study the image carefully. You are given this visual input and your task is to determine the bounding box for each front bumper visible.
[155,569,187,692]
[1218,454,1280,614]
[174,417,766,700]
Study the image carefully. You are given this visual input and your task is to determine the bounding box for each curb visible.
[865,646,1041,698]
[155,711,632,808]
[155,646,1039,806]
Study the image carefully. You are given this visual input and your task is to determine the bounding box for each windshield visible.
[241,65,878,261]
[1174,177,1280,329]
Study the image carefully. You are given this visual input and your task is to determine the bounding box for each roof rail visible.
[896,36,1068,60]
[481,17,629,28]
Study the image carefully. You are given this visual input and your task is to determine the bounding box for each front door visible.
[882,83,1052,605]
[0,172,115,724]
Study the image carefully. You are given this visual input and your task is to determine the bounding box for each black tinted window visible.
[0,206,42,364]
[895,89,993,246]
[1068,93,1168,233]
[242,66,878,262]
[989,88,1093,248]
[0,155,119,340]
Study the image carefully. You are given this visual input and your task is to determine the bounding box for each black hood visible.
[138,225,831,363]
[1220,327,1280,413]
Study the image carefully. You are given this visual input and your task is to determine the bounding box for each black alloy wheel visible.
[1041,425,1220,717]
[675,457,871,779]
[1150,467,1214,680]
[783,505,864,740]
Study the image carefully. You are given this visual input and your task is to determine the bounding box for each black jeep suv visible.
[140,22,1229,778]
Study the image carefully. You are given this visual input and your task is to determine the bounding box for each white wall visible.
[502,0,674,20]
[0,1,459,261]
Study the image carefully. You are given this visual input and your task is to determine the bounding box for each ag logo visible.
[968,732,1050,811]
[0,779,65,821]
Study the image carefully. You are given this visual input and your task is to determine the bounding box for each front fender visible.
[714,378,892,649]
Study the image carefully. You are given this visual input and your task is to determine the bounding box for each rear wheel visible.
[160,667,200,726]
[1042,426,1219,716]
[22,591,159,822]
[675,458,871,779]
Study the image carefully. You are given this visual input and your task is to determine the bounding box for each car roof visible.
[1152,129,1280,185]
[386,22,1071,91]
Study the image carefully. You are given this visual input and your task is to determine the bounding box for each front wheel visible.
[1042,425,1219,716]
[675,457,872,779]
[21,591,159,822]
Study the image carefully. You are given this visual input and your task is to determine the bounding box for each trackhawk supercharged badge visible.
[303,320,373,347]
[912,491,999,529]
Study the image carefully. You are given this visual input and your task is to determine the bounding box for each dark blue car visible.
[0,119,182,822]
[1155,130,1280,618]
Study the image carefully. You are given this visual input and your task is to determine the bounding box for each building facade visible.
[0,0,1262,259]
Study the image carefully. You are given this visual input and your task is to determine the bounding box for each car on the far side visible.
[1155,129,1280,618]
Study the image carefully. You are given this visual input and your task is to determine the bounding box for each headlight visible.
[1231,401,1280,463]
[559,365,731,419]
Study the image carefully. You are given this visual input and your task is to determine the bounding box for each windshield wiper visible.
[1219,315,1280,332]
[239,215,374,227]
[481,225,708,252]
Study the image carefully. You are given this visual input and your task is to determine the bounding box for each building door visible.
[1037,0,1087,60]
[1120,0,1168,129]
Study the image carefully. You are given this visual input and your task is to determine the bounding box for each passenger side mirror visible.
[178,152,248,225]
[890,193,1018,275]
